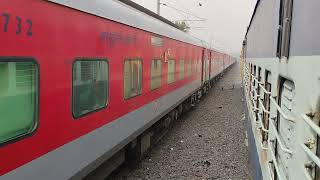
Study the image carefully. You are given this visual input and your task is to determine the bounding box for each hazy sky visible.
[132,0,256,56]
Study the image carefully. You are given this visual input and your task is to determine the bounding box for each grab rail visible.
[269,118,293,155]
[301,113,320,179]
[259,99,270,114]
[252,100,259,112]
[257,113,268,150]
[259,138,268,150]
[258,113,269,132]
[267,162,275,180]
[270,97,295,123]
[259,83,271,95]
[251,74,263,85]
[302,166,313,180]
[268,141,284,180]
[302,114,320,135]
[301,143,319,180]
[301,143,320,167]
[253,88,261,99]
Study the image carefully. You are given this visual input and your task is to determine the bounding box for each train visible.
[241,0,320,179]
[0,1,235,179]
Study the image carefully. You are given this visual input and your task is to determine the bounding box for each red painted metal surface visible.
[0,0,235,176]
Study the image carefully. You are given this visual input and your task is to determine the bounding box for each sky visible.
[131,0,257,56]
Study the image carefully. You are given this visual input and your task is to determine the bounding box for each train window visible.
[197,60,202,74]
[124,59,142,99]
[0,60,38,145]
[186,60,192,77]
[277,0,293,58]
[167,59,175,84]
[151,59,162,90]
[73,60,108,118]
[179,59,185,80]
[262,71,271,142]
[193,59,197,75]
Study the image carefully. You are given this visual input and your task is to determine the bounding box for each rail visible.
[268,140,284,180]
[302,167,313,180]
[253,88,261,99]
[259,83,271,95]
[302,114,320,135]
[259,99,270,114]
[257,113,269,133]
[251,99,258,112]
[301,113,320,179]
[257,114,268,150]
[269,118,293,155]
[251,74,263,85]
[301,144,320,167]
[270,97,295,123]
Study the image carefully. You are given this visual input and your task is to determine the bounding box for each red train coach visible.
[0,0,234,179]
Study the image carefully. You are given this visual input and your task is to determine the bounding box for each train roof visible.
[48,0,206,48]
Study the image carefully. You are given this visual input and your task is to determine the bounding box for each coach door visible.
[204,51,210,82]
[201,49,209,83]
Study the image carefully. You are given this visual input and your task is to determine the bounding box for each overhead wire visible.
[161,1,206,21]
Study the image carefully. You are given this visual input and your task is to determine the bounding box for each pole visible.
[157,0,160,15]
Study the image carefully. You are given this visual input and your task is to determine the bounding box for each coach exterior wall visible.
[246,0,280,59]
[247,0,320,58]
[290,0,320,56]
[2,80,201,180]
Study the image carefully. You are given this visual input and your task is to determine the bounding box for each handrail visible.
[302,114,320,135]
[257,113,269,132]
[259,99,270,114]
[252,100,259,112]
[301,143,320,167]
[267,162,275,180]
[250,90,257,103]
[300,113,320,179]
[259,138,268,150]
[270,97,295,123]
[257,112,268,150]
[251,74,263,85]
[253,88,261,99]
[268,141,284,180]
[250,91,254,102]
[302,166,314,180]
[259,83,271,95]
[269,118,293,155]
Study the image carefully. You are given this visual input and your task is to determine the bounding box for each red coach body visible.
[0,1,235,179]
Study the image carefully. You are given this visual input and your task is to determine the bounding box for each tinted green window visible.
[186,60,191,77]
[179,59,185,80]
[167,60,175,84]
[124,59,142,99]
[0,61,38,144]
[197,59,202,74]
[73,60,108,118]
[151,59,162,90]
[193,60,197,75]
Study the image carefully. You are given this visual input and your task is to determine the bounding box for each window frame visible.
[186,59,192,77]
[72,58,109,119]
[123,58,143,100]
[193,59,197,75]
[150,59,162,91]
[0,57,40,147]
[179,59,185,80]
[277,0,293,58]
[167,59,176,84]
